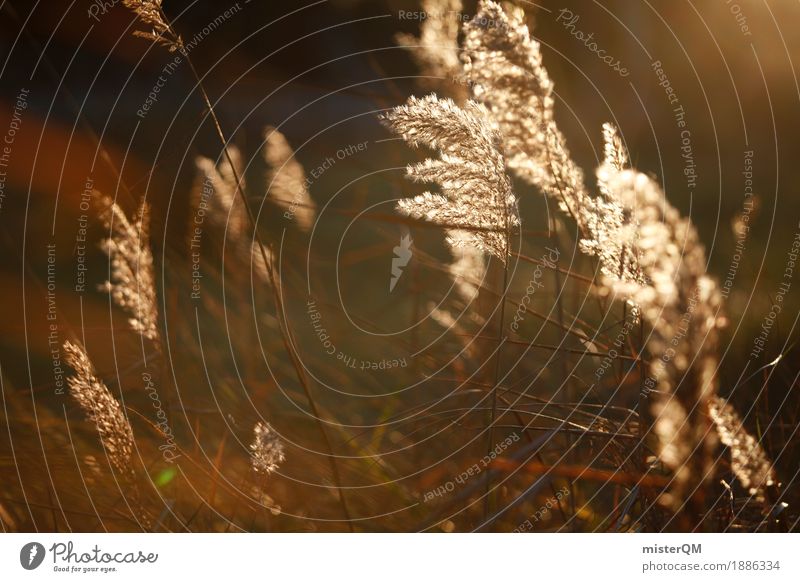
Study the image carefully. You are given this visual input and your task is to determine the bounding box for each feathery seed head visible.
[123,0,183,51]
[709,396,776,501]
[250,241,275,285]
[64,341,135,476]
[382,94,519,260]
[581,125,646,294]
[396,0,465,98]
[193,147,249,244]
[598,166,724,508]
[601,122,628,173]
[462,1,582,207]
[95,193,160,344]
[250,421,285,475]
[264,127,316,233]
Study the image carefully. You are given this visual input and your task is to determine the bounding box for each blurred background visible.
[1,0,799,532]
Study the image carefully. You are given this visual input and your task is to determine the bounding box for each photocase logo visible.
[389,229,413,292]
[20,542,46,570]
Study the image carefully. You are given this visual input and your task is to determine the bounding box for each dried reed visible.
[382,94,518,260]
[264,127,316,233]
[63,341,135,477]
[95,193,160,345]
[250,421,286,476]
[399,0,777,523]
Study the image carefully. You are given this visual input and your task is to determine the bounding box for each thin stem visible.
[484,259,508,520]
[453,334,644,362]
[637,317,647,471]
[510,250,595,285]
[490,458,668,488]
[483,200,513,522]
[182,56,354,530]
[548,220,577,524]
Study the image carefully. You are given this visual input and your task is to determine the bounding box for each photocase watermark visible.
[398,9,509,31]
[307,297,409,370]
[749,223,800,359]
[307,142,368,183]
[640,285,704,398]
[390,229,413,292]
[721,150,755,299]
[45,243,66,396]
[510,247,559,333]
[651,60,697,192]
[142,372,180,463]
[652,60,679,107]
[555,9,629,77]
[512,485,570,531]
[0,87,29,215]
[594,316,636,382]
[20,542,46,570]
[281,140,369,224]
[450,74,477,91]
[422,433,520,502]
[136,3,244,119]
[189,175,213,300]
[19,540,158,573]
[642,543,702,555]
[398,9,459,21]
[49,541,157,574]
[74,176,94,294]
[724,0,753,37]
[87,0,120,22]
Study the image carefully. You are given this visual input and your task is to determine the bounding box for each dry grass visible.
[0,0,794,534]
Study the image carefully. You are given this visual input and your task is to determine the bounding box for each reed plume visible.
[585,124,646,291]
[457,0,726,516]
[96,193,160,345]
[250,421,285,475]
[411,0,774,520]
[462,2,643,290]
[462,1,584,213]
[122,0,183,52]
[598,152,724,514]
[193,146,249,246]
[709,396,776,502]
[264,127,316,233]
[250,240,274,285]
[381,94,519,260]
[63,341,135,476]
[118,4,355,525]
[396,0,465,98]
